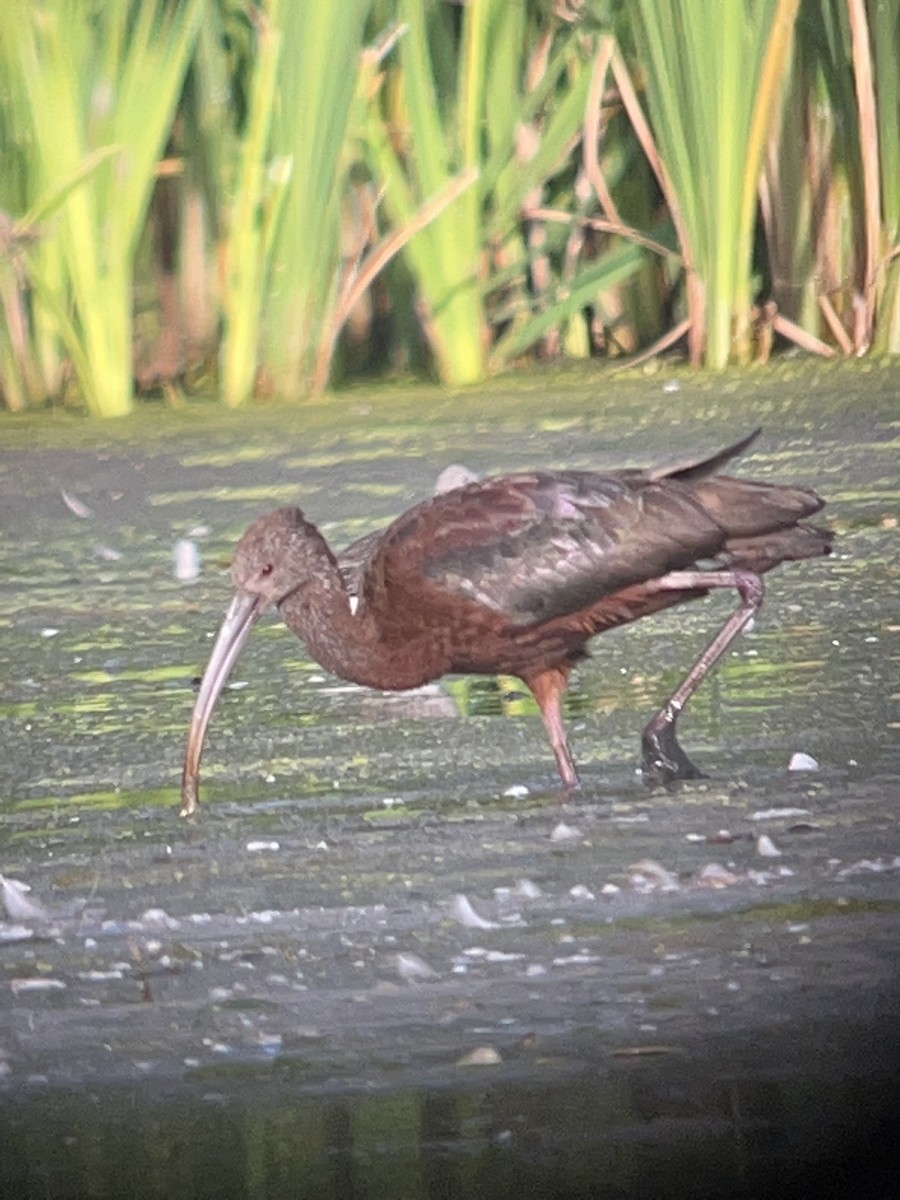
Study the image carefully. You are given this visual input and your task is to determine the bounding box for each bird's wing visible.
[367,471,728,628]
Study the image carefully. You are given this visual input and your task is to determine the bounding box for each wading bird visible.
[181,430,831,815]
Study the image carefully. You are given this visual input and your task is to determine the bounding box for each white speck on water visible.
[10,978,67,994]
[1,876,50,922]
[628,859,680,892]
[0,926,34,943]
[757,834,782,858]
[395,952,440,981]
[246,840,280,853]
[456,1046,502,1067]
[788,752,819,771]
[449,894,500,929]
[600,882,620,896]
[503,784,530,798]
[569,884,595,900]
[61,489,93,518]
[751,807,811,820]
[513,879,542,898]
[837,856,900,876]
[696,863,740,888]
[550,822,581,842]
[40,628,60,638]
[139,908,181,929]
[174,538,201,582]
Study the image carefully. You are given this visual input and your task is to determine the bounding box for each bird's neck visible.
[277,546,428,691]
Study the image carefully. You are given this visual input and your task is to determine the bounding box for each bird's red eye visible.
[260,563,274,577]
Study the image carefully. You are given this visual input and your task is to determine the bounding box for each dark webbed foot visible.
[641,709,707,785]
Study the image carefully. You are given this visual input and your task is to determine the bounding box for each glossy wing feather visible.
[365,471,728,628]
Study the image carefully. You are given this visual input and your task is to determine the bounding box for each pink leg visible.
[640,570,765,785]
[522,667,581,790]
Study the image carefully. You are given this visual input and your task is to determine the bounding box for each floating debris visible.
[456,1045,502,1067]
[395,952,440,982]
[246,840,281,853]
[484,949,524,963]
[707,829,738,844]
[837,856,900,877]
[174,538,201,583]
[0,876,50,922]
[696,863,741,888]
[752,807,812,821]
[550,821,581,842]
[10,978,67,995]
[138,908,181,929]
[0,925,35,944]
[503,784,530,799]
[756,834,783,858]
[627,859,680,892]
[612,1044,673,1057]
[569,884,595,900]
[788,751,819,771]
[449,893,500,930]
[60,489,93,518]
[435,464,480,494]
[512,879,542,899]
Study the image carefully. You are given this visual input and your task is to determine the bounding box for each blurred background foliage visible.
[0,0,898,416]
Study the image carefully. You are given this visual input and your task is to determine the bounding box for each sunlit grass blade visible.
[217,2,286,409]
[260,0,373,398]
[628,0,798,367]
[2,0,203,416]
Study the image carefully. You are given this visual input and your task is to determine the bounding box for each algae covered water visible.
[0,361,898,1197]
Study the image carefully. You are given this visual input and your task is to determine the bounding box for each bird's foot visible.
[641,717,706,786]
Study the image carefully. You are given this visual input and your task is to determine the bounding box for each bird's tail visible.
[715,523,834,574]
[651,428,762,483]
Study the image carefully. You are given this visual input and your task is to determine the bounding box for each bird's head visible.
[230,506,314,611]
[180,507,319,816]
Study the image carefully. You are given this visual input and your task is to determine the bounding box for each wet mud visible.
[0,361,898,1197]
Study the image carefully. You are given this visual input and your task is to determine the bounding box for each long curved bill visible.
[180,591,264,816]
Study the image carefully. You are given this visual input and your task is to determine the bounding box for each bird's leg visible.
[641,570,765,785]
[521,666,581,790]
